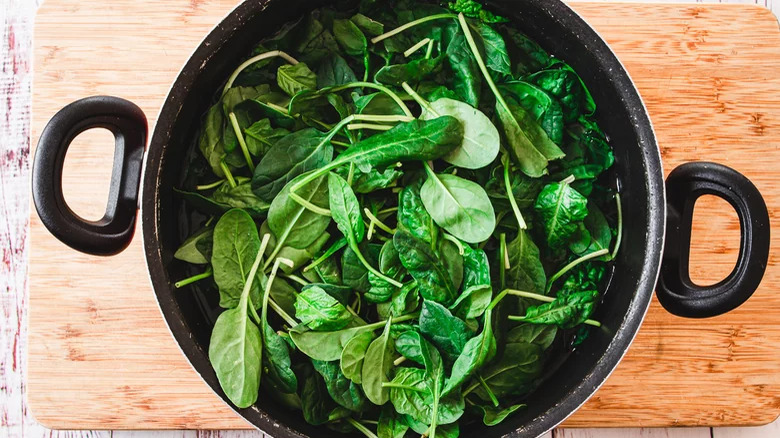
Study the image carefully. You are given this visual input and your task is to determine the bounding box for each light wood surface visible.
[25,0,780,433]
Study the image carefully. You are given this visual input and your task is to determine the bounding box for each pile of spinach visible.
[173,1,622,436]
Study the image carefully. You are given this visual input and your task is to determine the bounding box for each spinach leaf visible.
[294,286,353,331]
[333,18,368,56]
[473,342,543,401]
[354,92,406,116]
[496,100,564,178]
[420,171,496,244]
[351,13,385,37]
[507,323,557,350]
[175,227,213,265]
[420,98,500,170]
[367,239,406,303]
[419,300,473,361]
[335,165,404,194]
[449,246,491,320]
[398,181,438,244]
[522,290,598,329]
[252,128,333,202]
[244,119,290,157]
[474,403,526,426]
[277,63,318,97]
[526,63,596,122]
[439,238,464,292]
[267,172,331,250]
[362,318,395,405]
[290,325,371,362]
[448,0,508,23]
[208,236,264,408]
[446,31,482,107]
[303,282,352,307]
[375,56,443,86]
[378,405,409,438]
[329,172,366,246]
[387,367,465,427]
[300,364,336,425]
[340,330,374,384]
[505,229,547,294]
[342,244,382,293]
[312,359,368,412]
[331,116,464,174]
[261,320,298,394]
[534,180,588,250]
[212,182,271,218]
[501,81,564,145]
[317,54,359,88]
[394,230,457,305]
[212,209,261,309]
[443,308,496,395]
[468,19,511,76]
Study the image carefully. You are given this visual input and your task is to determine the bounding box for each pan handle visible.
[657,162,770,317]
[32,96,147,256]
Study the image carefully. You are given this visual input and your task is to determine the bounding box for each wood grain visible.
[26,0,780,433]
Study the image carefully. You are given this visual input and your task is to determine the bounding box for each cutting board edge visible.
[27,0,780,430]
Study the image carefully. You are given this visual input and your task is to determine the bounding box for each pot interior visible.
[142,0,664,436]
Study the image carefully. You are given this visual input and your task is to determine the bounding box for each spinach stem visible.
[352,242,404,288]
[363,52,371,82]
[329,82,414,117]
[478,374,500,407]
[401,82,437,115]
[332,140,351,148]
[367,221,376,240]
[371,13,457,44]
[560,174,576,185]
[502,153,527,230]
[442,233,464,255]
[262,258,293,328]
[362,312,419,331]
[393,356,407,367]
[238,240,267,326]
[425,39,435,59]
[196,179,226,191]
[378,206,399,216]
[509,315,601,328]
[498,233,507,289]
[364,208,396,234]
[347,163,356,186]
[290,192,333,217]
[283,274,309,287]
[174,268,213,288]
[303,239,348,273]
[269,298,298,327]
[223,50,299,95]
[505,289,554,303]
[348,123,394,131]
[404,37,432,58]
[546,249,610,293]
[228,112,255,172]
[219,161,237,188]
[488,289,508,311]
[347,417,379,438]
[611,193,623,260]
[457,13,512,117]
[266,102,290,114]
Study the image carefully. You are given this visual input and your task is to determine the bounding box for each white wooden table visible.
[2,0,778,437]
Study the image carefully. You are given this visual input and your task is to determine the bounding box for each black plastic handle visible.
[657,162,770,318]
[32,96,147,256]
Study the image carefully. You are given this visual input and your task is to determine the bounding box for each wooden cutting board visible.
[28,0,780,430]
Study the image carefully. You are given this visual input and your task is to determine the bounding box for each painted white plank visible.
[555,428,711,438]
[713,418,780,438]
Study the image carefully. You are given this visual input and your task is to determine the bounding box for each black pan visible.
[31,0,770,436]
